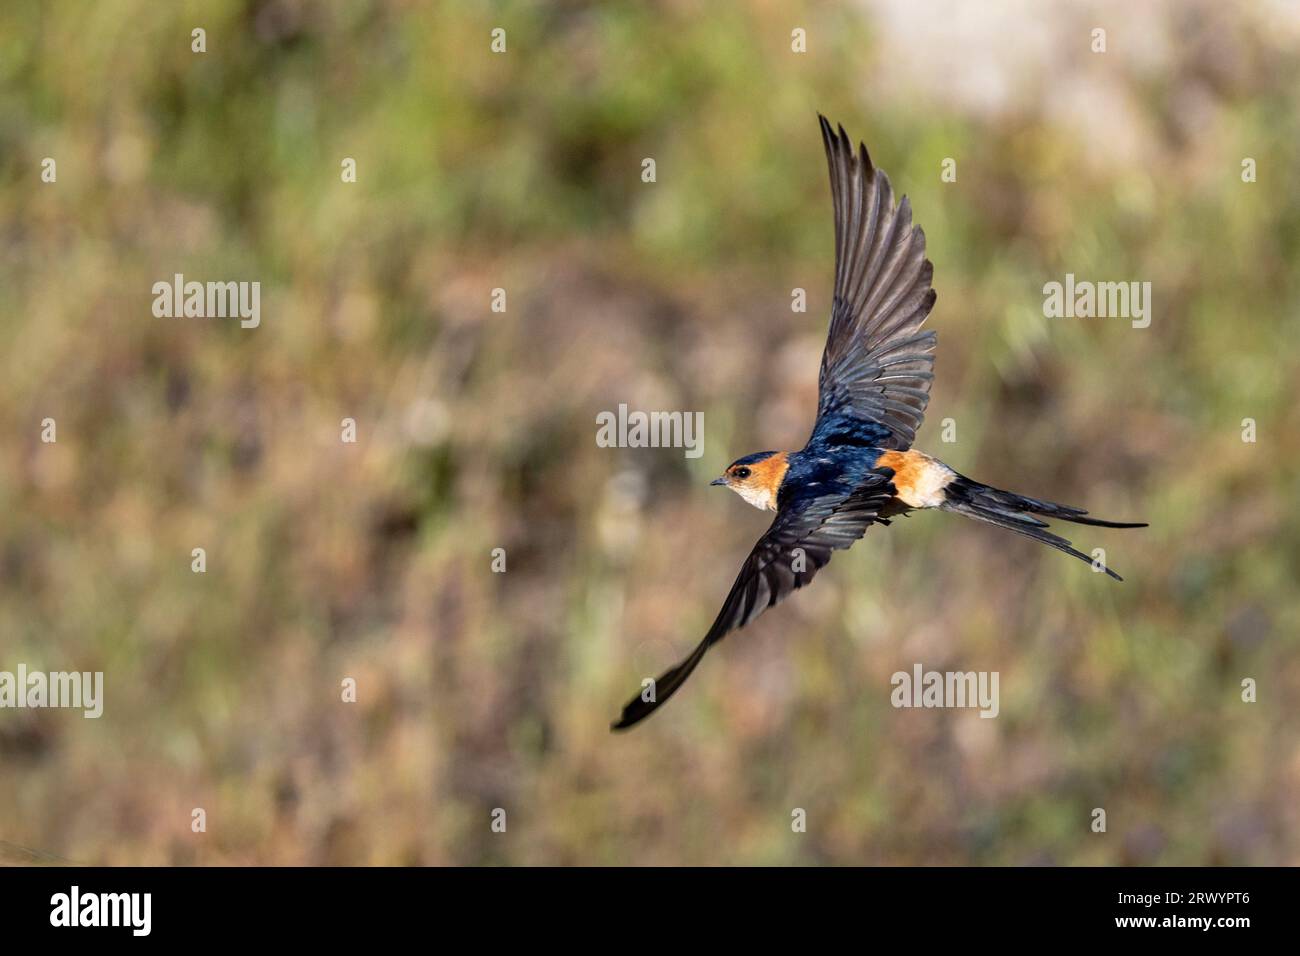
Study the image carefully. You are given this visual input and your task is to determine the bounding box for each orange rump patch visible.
[875,449,954,509]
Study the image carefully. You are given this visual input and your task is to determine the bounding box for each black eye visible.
[734,467,751,479]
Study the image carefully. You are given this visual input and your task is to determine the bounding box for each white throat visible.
[733,483,777,511]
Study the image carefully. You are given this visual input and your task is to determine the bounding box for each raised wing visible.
[611,474,895,730]
[814,115,938,451]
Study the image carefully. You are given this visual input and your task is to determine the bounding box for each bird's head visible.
[710,451,789,512]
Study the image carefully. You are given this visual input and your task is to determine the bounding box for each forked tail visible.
[940,476,1147,581]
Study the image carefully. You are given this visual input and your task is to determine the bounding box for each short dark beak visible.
[710,477,727,486]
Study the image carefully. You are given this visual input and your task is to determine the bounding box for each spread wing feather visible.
[814,115,938,450]
[611,475,894,730]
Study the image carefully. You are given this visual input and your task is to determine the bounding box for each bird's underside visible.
[609,116,1146,731]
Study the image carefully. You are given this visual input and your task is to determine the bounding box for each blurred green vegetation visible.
[1,0,1298,864]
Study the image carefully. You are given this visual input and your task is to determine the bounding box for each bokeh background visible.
[2,0,1298,865]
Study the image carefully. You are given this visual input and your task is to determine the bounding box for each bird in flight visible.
[611,116,1146,731]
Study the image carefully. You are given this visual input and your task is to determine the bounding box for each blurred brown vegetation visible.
[1,0,1298,864]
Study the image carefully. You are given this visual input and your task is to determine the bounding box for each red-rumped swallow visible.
[611,116,1146,731]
